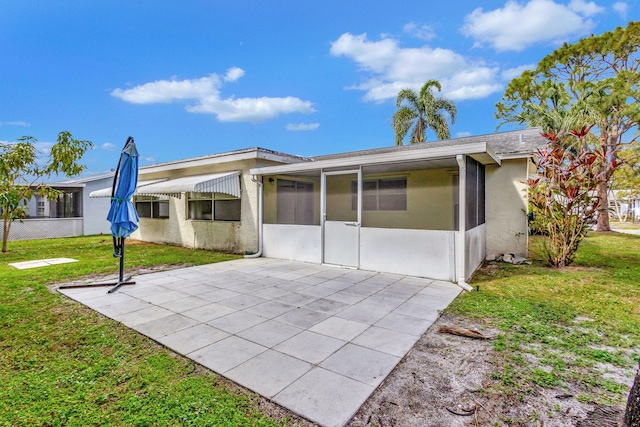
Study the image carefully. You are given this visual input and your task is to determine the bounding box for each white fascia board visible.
[141,150,307,175]
[250,142,500,175]
[47,183,87,188]
[57,172,114,184]
[498,153,535,160]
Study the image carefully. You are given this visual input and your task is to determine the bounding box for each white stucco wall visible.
[129,159,262,253]
[83,177,113,235]
[262,224,322,263]
[485,159,529,258]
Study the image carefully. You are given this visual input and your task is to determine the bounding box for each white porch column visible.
[456,155,472,291]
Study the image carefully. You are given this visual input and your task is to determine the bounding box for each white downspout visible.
[245,175,263,258]
[456,155,473,291]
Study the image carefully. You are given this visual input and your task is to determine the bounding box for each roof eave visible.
[250,142,501,175]
[141,148,308,175]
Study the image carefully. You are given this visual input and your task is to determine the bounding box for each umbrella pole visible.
[108,237,135,294]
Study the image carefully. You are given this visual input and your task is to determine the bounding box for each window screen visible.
[464,157,485,230]
[276,179,314,225]
[352,178,407,211]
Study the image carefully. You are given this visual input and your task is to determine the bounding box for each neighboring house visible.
[610,190,640,222]
[250,128,545,287]
[9,173,114,240]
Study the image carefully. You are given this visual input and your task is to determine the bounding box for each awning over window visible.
[136,171,241,198]
[89,179,167,198]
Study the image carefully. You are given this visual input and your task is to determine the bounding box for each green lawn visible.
[0,236,292,427]
[450,232,640,409]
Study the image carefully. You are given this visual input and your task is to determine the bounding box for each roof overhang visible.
[136,171,241,198]
[140,149,308,175]
[89,179,168,198]
[249,141,500,176]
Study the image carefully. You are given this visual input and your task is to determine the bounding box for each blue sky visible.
[1,0,637,176]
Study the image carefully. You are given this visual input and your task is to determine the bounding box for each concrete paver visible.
[226,350,312,398]
[320,343,400,386]
[274,367,373,427]
[274,330,346,365]
[157,323,230,355]
[59,257,461,427]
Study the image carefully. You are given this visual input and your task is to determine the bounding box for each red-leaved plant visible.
[529,126,616,267]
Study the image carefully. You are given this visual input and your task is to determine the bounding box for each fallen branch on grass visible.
[438,326,494,340]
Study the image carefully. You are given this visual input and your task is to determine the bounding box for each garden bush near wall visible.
[528,127,618,267]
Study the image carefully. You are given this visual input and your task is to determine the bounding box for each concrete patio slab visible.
[59,257,462,427]
[9,257,78,269]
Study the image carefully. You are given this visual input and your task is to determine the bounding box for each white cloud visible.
[224,67,245,82]
[456,131,473,138]
[111,74,222,104]
[0,121,29,127]
[403,23,436,41]
[101,142,117,151]
[330,32,502,102]
[569,0,605,16]
[111,68,315,123]
[501,64,536,80]
[286,123,320,131]
[462,0,603,52]
[613,1,628,18]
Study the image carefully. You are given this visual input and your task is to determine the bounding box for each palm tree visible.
[392,79,457,145]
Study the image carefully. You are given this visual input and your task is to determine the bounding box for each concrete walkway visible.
[60,258,461,427]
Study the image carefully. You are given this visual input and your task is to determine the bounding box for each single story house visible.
[9,172,114,241]
[88,128,545,288]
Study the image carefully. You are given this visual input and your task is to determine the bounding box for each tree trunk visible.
[596,181,611,232]
[2,216,10,253]
[624,361,640,426]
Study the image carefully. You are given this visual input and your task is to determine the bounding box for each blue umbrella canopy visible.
[106,137,139,238]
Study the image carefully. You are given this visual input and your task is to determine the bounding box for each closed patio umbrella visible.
[107,137,139,241]
[58,137,140,293]
[105,136,139,293]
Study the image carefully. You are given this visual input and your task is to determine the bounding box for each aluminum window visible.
[135,196,169,219]
[352,178,407,211]
[187,192,241,222]
[276,179,314,225]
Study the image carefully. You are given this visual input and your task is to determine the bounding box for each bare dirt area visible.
[348,312,627,427]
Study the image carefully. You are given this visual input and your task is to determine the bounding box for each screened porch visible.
[251,147,493,284]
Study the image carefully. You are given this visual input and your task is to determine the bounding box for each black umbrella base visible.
[58,277,136,292]
[58,238,134,294]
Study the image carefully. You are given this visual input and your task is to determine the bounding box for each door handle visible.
[344,222,360,226]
